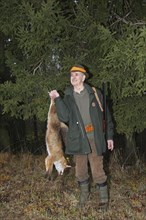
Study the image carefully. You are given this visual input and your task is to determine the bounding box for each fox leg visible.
[45,155,54,180]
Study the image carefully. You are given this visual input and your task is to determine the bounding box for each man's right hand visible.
[49,90,60,101]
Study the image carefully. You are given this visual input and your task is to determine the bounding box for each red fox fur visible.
[45,99,70,178]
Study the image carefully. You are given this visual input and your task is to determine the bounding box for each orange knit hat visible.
[70,64,89,78]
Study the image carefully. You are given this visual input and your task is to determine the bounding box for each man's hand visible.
[107,140,114,151]
[49,90,60,101]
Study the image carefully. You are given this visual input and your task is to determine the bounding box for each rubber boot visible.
[77,180,89,208]
[97,182,108,212]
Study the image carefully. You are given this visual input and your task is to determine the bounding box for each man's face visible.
[70,71,85,87]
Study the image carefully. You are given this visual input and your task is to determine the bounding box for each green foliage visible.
[16,0,68,67]
[0,0,146,138]
[102,27,146,98]
[98,27,146,135]
[0,72,68,121]
[0,0,70,121]
[113,96,146,135]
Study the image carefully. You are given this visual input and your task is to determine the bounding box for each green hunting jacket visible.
[55,83,114,155]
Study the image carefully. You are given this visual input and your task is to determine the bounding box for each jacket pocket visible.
[68,129,80,140]
[66,130,81,154]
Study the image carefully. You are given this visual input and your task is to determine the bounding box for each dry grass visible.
[0,151,146,220]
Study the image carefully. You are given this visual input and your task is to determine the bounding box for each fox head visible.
[54,157,71,175]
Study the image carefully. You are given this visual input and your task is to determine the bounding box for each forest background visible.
[0,0,146,163]
[0,1,146,219]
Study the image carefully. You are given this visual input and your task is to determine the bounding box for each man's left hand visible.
[107,140,114,151]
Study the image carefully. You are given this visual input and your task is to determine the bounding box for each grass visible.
[0,151,146,220]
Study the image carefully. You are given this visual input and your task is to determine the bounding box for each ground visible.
[0,152,146,220]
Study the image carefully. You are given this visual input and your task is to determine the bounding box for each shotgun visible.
[103,82,107,138]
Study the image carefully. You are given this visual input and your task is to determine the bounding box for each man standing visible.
[49,64,114,211]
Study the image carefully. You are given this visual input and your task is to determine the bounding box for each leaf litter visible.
[0,152,146,220]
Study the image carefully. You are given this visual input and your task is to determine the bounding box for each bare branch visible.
[110,11,146,27]
[33,61,43,75]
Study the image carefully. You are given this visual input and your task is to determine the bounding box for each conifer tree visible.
[0,0,146,157]
[98,27,146,163]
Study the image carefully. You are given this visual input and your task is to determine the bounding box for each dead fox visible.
[45,99,70,178]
